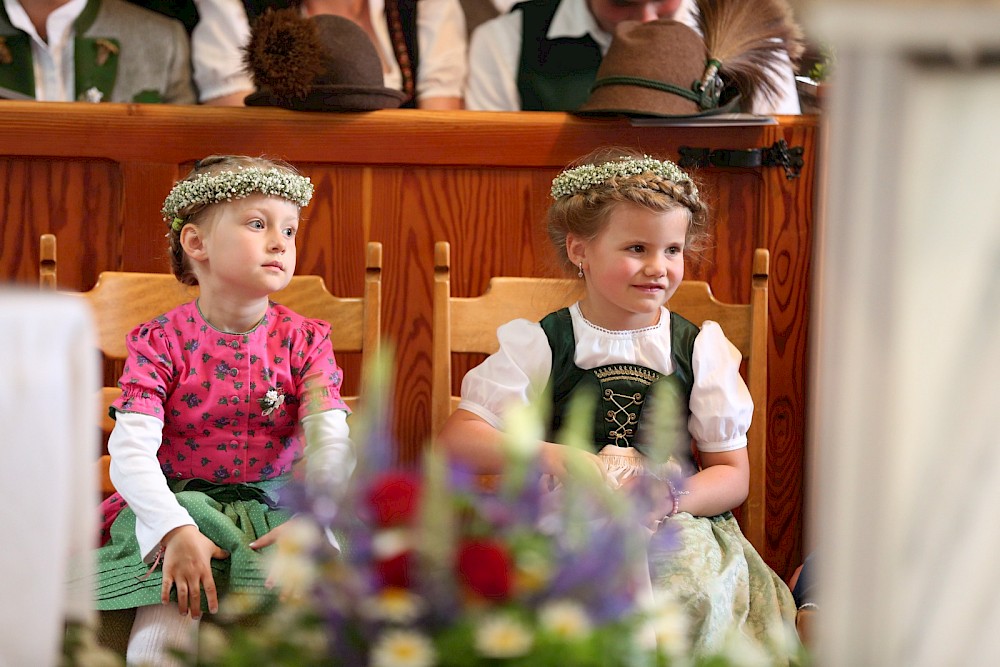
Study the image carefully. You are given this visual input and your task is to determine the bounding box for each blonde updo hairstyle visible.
[546,147,710,274]
[166,155,304,285]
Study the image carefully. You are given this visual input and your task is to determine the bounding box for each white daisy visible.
[359,588,426,624]
[197,623,230,663]
[370,629,436,667]
[538,600,593,640]
[371,527,412,560]
[474,613,534,658]
[266,519,322,594]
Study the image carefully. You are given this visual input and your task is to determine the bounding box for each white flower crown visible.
[550,156,696,200]
[162,167,315,229]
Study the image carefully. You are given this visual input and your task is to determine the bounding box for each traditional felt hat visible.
[578,0,803,118]
[244,9,406,111]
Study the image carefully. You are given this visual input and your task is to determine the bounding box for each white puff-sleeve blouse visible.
[457,302,752,453]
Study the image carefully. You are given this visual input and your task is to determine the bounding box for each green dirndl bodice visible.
[538,308,799,662]
[92,477,291,611]
[540,307,699,466]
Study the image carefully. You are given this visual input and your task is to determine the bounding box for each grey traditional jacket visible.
[0,0,195,103]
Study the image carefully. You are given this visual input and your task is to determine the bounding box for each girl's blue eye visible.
[249,219,265,229]
[283,227,296,238]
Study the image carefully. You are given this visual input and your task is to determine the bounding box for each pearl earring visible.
[578,263,584,278]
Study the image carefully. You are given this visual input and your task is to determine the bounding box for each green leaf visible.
[416,447,459,596]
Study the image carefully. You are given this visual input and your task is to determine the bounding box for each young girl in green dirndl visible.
[438,148,798,661]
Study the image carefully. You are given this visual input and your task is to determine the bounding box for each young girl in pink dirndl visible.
[92,155,355,664]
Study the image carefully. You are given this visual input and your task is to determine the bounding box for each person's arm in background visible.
[464,10,522,110]
[192,0,255,105]
[160,16,198,104]
[414,0,468,109]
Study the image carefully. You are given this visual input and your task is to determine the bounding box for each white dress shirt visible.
[465,0,800,114]
[3,0,88,100]
[368,0,468,101]
[191,0,254,102]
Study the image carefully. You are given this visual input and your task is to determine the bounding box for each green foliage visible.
[807,44,835,83]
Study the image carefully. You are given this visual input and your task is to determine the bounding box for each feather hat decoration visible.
[243,9,405,111]
[578,0,804,117]
[698,0,805,107]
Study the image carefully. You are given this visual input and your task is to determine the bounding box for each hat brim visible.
[245,84,407,111]
[576,94,742,119]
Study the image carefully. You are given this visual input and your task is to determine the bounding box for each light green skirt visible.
[648,511,799,663]
[92,479,291,612]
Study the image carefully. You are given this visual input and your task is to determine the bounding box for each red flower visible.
[366,472,421,527]
[456,539,513,601]
[375,550,414,588]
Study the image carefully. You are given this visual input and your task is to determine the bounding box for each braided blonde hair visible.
[546,148,710,273]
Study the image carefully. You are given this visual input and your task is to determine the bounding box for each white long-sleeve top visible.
[109,409,353,561]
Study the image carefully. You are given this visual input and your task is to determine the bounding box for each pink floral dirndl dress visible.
[91,301,348,611]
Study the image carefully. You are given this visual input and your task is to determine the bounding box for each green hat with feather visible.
[578,0,804,117]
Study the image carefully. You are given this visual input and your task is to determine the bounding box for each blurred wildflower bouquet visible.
[285,443,662,667]
[167,355,795,667]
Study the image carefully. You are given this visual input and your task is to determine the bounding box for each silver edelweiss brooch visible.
[259,388,285,416]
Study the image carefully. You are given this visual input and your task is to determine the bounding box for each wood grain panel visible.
[758,121,817,576]
[690,169,761,299]
[0,158,120,288]
[369,167,441,461]
[296,166,371,401]
[0,103,817,577]
[120,163,183,272]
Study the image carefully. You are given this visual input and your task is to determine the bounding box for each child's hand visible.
[160,525,229,619]
[247,521,289,551]
[250,517,320,601]
[620,474,675,530]
[540,441,608,482]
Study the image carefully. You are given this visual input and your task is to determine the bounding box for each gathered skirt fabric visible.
[91,481,291,612]
[599,445,798,662]
[648,511,797,661]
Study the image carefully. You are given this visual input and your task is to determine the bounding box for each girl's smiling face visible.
[568,202,689,331]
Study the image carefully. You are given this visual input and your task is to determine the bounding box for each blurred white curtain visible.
[807,6,1000,666]
[0,291,98,666]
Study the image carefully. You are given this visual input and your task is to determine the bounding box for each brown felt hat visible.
[578,19,736,118]
[244,11,406,112]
